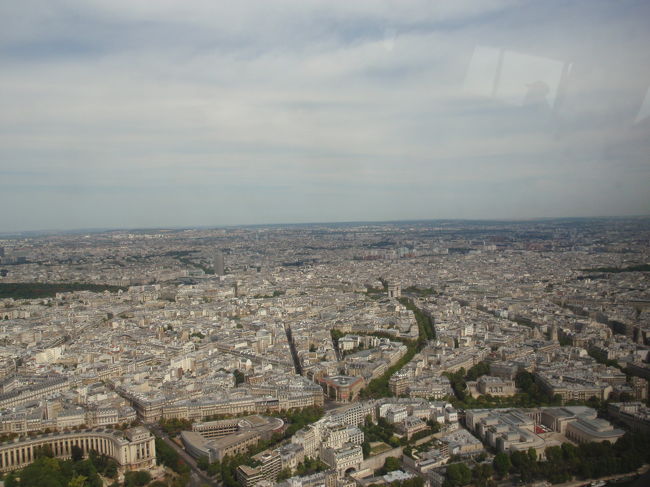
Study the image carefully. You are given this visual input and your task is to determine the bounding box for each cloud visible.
[0,0,648,231]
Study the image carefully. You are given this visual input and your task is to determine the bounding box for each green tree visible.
[362,441,371,458]
[445,462,472,487]
[196,456,210,471]
[13,456,67,487]
[380,456,401,474]
[155,437,190,475]
[466,361,490,381]
[67,476,86,487]
[277,467,293,481]
[492,452,511,477]
[4,473,18,487]
[158,418,193,436]
[124,470,152,487]
[233,369,246,385]
[71,445,84,463]
[472,464,494,487]
[426,419,441,433]
[207,459,222,478]
[34,444,55,459]
[72,460,101,487]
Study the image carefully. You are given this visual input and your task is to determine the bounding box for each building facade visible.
[0,427,155,473]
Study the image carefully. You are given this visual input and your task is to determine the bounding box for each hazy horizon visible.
[3,214,650,238]
[2,1,649,232]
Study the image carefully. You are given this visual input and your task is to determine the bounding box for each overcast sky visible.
[1,0,649,231]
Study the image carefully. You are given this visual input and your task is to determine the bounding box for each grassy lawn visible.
[369,441,392,455]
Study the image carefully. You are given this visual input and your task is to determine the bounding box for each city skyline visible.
[0,216,648,485]
[2,214,650,238]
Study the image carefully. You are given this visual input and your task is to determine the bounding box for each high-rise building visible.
[213,251,225,276]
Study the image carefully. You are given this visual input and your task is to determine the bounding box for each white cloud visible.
[0,0,648,231]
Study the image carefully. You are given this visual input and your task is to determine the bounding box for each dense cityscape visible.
[0,217,648,487]
[2,0,649,485]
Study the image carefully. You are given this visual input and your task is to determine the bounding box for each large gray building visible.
[213,250,225,276]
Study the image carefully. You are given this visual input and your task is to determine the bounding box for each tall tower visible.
[213,250,225,276]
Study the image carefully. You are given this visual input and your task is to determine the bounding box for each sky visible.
[1,0,649,232]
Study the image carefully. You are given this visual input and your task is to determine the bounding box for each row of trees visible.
[397,298,436,343]
[582,264,650,273]
[199,451,249,487]
[403,286,437,297]
[488,432,650,485]
[0,282,126,299]
[442,433,650,487]
[269,406,324,439]
[154,437,191,487]
[444,462,496,487]
[158,418,193,436]
[357,299,437,399]
[336,296,435,400]
[361,341,419,398]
